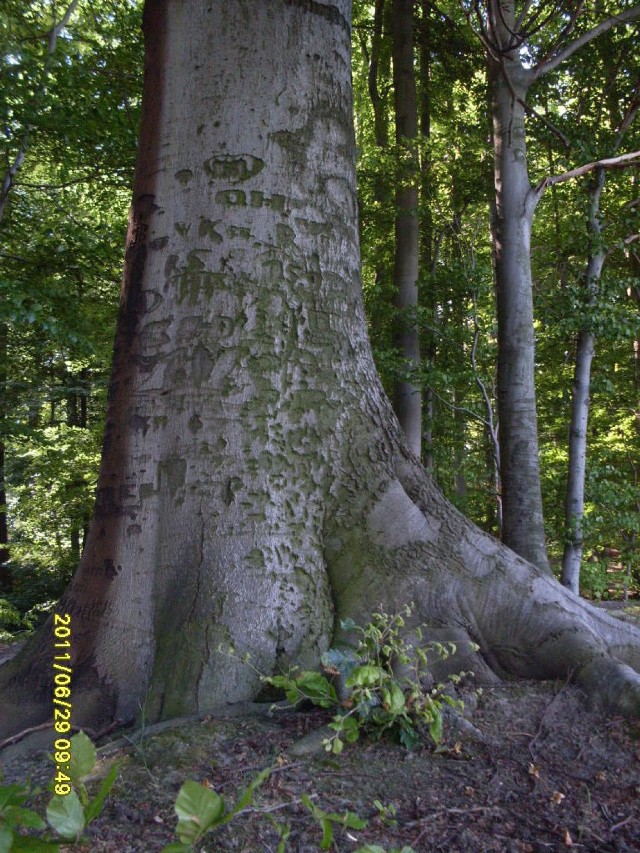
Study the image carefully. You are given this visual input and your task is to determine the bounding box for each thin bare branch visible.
[621,197,640,212]
[48,0,81,52]
[492,0,524,51]
[534,150,640,199]
[427,384,491,430]
[616,78,640,138]
[513,0,534,37]
[523,100,571,149]
[518,4,559,42]
[459,0,501,62]
[605,232,640,259]
[532,5,640,80]
[471,290,500,476]
[542,0,586,49]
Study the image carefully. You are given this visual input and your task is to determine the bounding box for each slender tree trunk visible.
[488,42,550,572]
[418,0,434,470]
[369,0,390,150]
[0,322,11,592]
[453,396,467,508]
[632,171,640,389]
[391,0,422,457]
[67,366,90,563]
[2,0,640,739]
[562,169,606,593]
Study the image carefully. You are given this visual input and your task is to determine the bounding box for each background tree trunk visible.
[391,0,422,457]
[2,0,640,739]
[487,10,550,572]
[418,0,434,470]
[562,168,606,593]
[0,322,11,592]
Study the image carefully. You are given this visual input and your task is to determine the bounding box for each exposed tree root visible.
[2,446,640,740]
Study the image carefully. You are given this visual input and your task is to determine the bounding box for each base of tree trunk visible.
[1,444,640,740]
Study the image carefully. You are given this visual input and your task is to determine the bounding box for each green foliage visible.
[161,764,414,853]
[0,599,23,640]
[0,731,119,850]
[264,606,466,754]
[160,767,271,852]
[1,0,143,623]
[300,795,367,850]
[372,799,397,826]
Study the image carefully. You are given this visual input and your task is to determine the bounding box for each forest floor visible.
[2,606,640,853]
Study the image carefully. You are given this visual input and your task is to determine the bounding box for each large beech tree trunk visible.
[1,0,640,738]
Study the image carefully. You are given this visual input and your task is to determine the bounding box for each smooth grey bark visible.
[561,169,606,594]
[555,84,640,592]
[488,47,549,572]
[0,322,10,592]
[2,0,640,739]
[476,1,640,573]
[391,0,422,457]
[418,0,434,470]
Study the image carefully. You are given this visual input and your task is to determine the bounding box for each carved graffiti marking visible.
[198,217,224,243]
[214,189,286,212]
[175,169,194,185]
[204,153,265,182]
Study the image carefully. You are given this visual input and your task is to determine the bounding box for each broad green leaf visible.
[46,790,85,840]
[324,811,367,830]
[4,804,46,829]
[429,711,443,744]
[320,817,333,849]
[68,732,97,783]
[220,766,270,823]
[381,683,406,715]
[338,715,361,743]
[5,837,60,852]
[174,781,224,843]
[0,826,13,853]
[264,675,293,690]
[0,784,30,809]
[294,671,337,707]
[346,664,384,688]
[83,761,120,823]
[398,722,420,751]
[159,844,193,853]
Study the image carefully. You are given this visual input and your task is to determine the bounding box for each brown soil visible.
[2,612,640,852]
